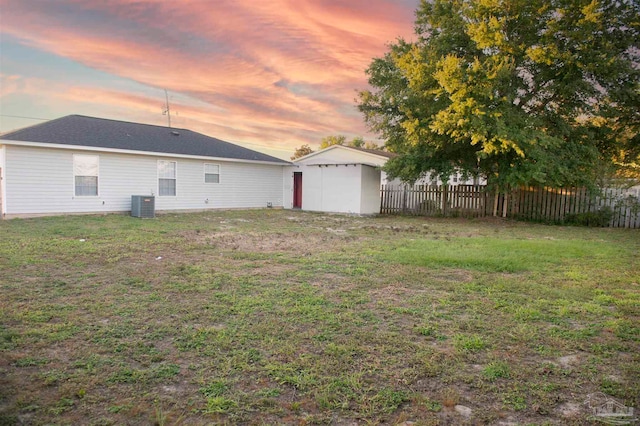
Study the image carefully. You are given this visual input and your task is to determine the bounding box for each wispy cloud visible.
[0,0,417,156]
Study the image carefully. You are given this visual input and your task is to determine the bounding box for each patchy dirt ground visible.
[0,209,638,425]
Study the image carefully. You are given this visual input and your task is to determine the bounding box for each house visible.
[283,145,395,215]
[0,115,290,218]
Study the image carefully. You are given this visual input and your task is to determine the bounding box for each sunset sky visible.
[0,0,418,159]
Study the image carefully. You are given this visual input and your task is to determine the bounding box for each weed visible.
[288,401,302,412]
[419,396,442,412]
[0,210,638,424]
[0,414,19,425]
[416,325,438,337]
[441,387,460,409]
[14,357,49,367]
[49,397,74,416]
[107,367,143,384]
[256,387,280,398]
[265,362,318,390]
[200,380,228,398]
[246,348,262,363]
[108,404,132,414]
[153,400,168,426]
[372,388,409,413]
[40,369,68,386]
[513,306,543,322]
[600,376,627,399]
[149,363,180,380]
[609,319,639,341]
[502,391,527,411]
[482,362,511,381]
[204,396,237,414]
[0,326,20,350]
[453,334,488,353]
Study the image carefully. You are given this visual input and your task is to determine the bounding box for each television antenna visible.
[162,89,172,128]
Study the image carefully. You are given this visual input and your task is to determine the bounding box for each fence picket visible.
[379,184,639,228]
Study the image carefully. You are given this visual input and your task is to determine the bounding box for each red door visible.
[293,172,302,208]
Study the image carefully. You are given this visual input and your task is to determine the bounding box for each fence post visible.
[502,193,508,218]
[442,185,448,216]
[402,186,408,214]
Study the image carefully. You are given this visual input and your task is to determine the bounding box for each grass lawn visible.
[0,210,638,425]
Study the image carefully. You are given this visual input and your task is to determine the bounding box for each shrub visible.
[564,206,613,227]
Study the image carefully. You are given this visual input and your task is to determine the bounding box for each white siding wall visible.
[0,145,5,216]
[360,166,381,214]
[299,165,323,211]
[283,166,296,209]
[319,165,362,214]
[287,163,373,214]
[4,145,284,215]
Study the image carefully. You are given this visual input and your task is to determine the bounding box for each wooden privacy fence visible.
[381,184,488,217]
[380,184,640,228]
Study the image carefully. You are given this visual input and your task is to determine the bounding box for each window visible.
[158,160,176,196]
[74,154,98,196]
[204,163,220,183]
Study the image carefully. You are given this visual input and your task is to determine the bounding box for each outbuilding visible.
[283,145,395,215]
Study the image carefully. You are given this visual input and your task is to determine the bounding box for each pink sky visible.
[0,0,417,158]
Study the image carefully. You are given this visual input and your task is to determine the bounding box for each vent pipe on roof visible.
[171,131,180,136]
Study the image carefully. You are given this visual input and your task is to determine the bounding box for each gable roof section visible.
[1,115,289,164]
[293,144,395,163]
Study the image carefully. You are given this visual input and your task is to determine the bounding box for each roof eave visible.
[305,162,380,168]
[293,144,391,163]
[0,139,291,166]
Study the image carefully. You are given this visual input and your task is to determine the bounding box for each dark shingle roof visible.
[1,115,289,164]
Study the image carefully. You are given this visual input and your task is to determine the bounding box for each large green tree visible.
[358,0,639,190]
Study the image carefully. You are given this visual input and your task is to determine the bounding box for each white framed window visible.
[158,160,177,196]
[204,163,220,183]
[73,154,99,196]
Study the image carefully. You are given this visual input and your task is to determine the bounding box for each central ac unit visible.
[131,195,155,218]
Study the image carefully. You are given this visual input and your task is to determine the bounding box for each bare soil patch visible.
[0,210,638,425]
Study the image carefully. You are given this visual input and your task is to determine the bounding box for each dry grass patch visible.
[0,210,638,425]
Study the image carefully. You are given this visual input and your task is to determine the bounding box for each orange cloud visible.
[0,0,417,153]
[0,76,338,154]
